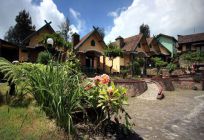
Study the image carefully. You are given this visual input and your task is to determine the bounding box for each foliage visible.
[98,82,127,118]
[65,51,81,71]
[151,57,167,68]
[0,57,131,135]
[95,26,105,39]
[4,9,35,45]
[58,17,72,42]
[151,57,167,75]
[0,57,21,84]
[180,51,204,63]
[24,62,83,134]
[166,62,177,73]
[83,74,131,128]
[139,23,150,38]
[136,58,145,67]
[131,61,141,76]
[43,33,72,51]
[104,43,122,58]
[37,51,51,64]
[120,67,130,78]
[105,43,122,73]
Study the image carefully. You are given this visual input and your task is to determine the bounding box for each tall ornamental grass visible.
[26,62,83,134]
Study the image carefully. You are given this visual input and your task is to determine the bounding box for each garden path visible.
[137,81,159,100]
[124,89,204,140]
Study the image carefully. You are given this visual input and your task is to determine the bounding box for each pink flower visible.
[84,84,92,91]
[94,76,102,86]
[100,74,110,84]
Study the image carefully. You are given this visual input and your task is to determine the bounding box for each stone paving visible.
[124,89,204,140]
[137,82,159,100]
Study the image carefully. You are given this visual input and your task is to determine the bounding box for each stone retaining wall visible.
[172,78,204,90]
[152,78,175,91]
[114,79,147,97]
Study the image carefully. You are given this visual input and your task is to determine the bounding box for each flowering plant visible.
[83,74,131,127]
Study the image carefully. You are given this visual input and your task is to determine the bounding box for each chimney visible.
[115,36,124,48]
[72,33,80,47]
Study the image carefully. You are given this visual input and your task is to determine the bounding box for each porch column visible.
[103,55,105,72]
[131,53,135,76]
[144,57,147,76]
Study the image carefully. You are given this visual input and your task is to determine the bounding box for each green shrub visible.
[37,51,51,64]
[120,67,130,78]
[166,63,177,73]
[137,58,145,67]
[132,61,141,76]
[151,57,167,75]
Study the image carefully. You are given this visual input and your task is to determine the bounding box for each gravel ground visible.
[124,89,204,140]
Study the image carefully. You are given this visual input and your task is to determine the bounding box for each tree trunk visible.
[109,59,113,74]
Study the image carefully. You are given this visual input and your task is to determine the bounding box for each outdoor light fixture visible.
[47,38,54,46]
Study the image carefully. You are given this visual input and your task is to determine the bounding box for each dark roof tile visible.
[178,32,204,44]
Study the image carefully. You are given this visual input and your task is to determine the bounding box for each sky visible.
[0,0,204,43]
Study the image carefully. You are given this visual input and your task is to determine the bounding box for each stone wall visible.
[172,77,204,90]
[152,78,175,91]
[114,79,147,97]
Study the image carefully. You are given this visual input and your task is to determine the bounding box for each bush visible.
[37,51,51,64]
[151,57,167,75]
[120,67,130,78]
[137,58,145,67]
[166,63,177,73]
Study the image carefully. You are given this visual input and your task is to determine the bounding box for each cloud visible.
[69,8,85,33]
[105,0,204,42]
[0,0,65,39]
[107,7,127,18]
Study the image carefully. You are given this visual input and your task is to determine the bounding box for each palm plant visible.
[0,57,21,95]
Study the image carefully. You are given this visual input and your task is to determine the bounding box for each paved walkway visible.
[124,89,204,140]
[137,81,159,100]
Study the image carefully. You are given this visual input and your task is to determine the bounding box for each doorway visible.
[86,56,94,68]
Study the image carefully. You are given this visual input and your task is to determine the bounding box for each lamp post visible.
[47,38,54,46]
[46,38,54,55]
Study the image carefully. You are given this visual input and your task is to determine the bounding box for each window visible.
[91,40,95,46]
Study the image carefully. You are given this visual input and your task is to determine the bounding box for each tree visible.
[58,17,72,42]
[4,9,35,45]
[96,27,105,39]
[43,33,72,62]
[139,23,150,38]
[180,51,204,71]
[151,57,167,75]
[104,43,122,74]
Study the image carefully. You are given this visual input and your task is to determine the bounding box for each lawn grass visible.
[0,83,67,140]
[0,105,67,140]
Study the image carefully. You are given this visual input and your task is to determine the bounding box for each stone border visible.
[114,79,147,97]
